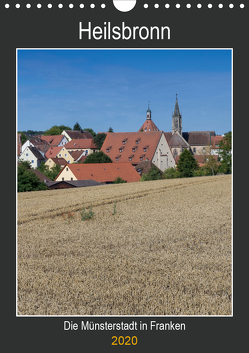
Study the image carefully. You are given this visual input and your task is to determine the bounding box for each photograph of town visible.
[17,49,232,316]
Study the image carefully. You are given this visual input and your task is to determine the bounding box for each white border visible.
[16,48,233,318]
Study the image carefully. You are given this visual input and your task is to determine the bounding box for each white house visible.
[19,146,45,169]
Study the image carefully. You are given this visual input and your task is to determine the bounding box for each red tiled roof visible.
[30,137,49,147]
[45,146,63,159]
[175,154,219,165]
[139,119,159,132]
[40,135,65,146]
[49,157,67,166]
[56,163,141,183]
[64,130,94,139]
[77,155,87,163]
[69,150,85,161]
[101,131,162,165]
[64,139,97,150]
[211,135,223,148]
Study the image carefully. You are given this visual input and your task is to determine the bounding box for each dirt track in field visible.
[17,175,232,315]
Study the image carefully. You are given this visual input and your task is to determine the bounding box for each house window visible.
[122,138,128,145]
[143,145,149,152]
[140,154,145,161]
[59,154,61,157]
[116,154,121,161]
[66,167,68,171]
[135,138,141,144]
[132,146,137,152]
[62,177,64,181]
[65,153,67,157]
[193,147,196,153]
[129,154,134,161]
[31,160,34,163]
[71,177,73,180]
[26,153,28,156]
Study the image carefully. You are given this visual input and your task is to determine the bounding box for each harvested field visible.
[17,175,232,315]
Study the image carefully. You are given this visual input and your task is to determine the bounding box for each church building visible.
[101,95,218,174]
[139,95,216,160]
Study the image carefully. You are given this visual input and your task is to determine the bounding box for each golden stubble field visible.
[17,175,232,316]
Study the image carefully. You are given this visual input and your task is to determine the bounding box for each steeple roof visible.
[174,94,180,116]
[139,104,159,132]
[139,119,159,132]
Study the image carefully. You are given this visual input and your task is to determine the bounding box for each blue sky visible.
[17,49,232,135]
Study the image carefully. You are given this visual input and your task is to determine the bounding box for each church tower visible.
[172,94,182,135]
[138,102,159,132]
[146,103,152,120]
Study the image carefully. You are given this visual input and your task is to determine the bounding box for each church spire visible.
[174,94,180,115]
[172,94,182,135]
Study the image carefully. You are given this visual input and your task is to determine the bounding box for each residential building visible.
[21,137,50,157]
[40,134,68,147]
[44,157,68,170]
[101,131,175,172]
[45,146,74,164]
[19,146,45,168]
[61,130,94,141]
[210,135,223,155]
[55,163,141,184]
[64,138,98,155]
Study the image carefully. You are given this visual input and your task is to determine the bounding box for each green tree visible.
[113,176,126,184]
[44,125,71,135]
[83,151,112,164]
[218,131,232,174]
[83,128,96,138]
[176,149,199,178]
[73,122,82,131]
[36,161,49,174]
[94,133,107,150]
[162,167,179,179]
[108,127,114,133]
[47,164,61,180]
[18,132,28,145]
[18,161,48,192]
[197,145,219,176]
[140,166,162,181]
[37,162,61,181]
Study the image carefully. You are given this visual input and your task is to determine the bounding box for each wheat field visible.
[17,175,232,316]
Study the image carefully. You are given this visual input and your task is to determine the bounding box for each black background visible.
[2,1,245,351]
